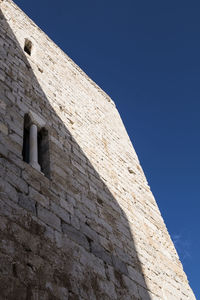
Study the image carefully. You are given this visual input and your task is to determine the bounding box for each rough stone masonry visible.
[0,0,196,299]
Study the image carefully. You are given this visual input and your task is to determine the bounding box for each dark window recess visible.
[22,114,30,163]
[24,39,32,56]
[38,128,50,179]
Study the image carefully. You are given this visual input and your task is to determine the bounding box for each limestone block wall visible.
[0,0,195,299]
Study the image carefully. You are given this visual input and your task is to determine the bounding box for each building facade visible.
[0,0,195,299]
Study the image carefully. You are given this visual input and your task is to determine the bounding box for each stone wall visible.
[0,0,195,299]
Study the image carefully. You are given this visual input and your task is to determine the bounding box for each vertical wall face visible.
[0,1,195,299]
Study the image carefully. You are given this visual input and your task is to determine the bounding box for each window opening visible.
[22,114,50,178]
[38,128,50,179]
[24,39,32,56]
[22,114,30,163]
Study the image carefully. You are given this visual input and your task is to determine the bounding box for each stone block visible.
[37,204,61,231]
[7,169,28,194]
[60,197,74,214]
[71,215,80,230]
[91,241,112,265]
[29,186,49,208]
[22,169,41,191]
[0,99,6,112]
[80,222,99,242]
[138,285,153,300]
[112,255,128,275]
[0,121,8,135]
[127,265,146,288]
[51,201,70,224]
[18,194,36,215]
[0,140,8,157]
[0,179,18,203]
[99,280,117,300]
[0,254,13,276]
[62,222,89,250]
[122,275,139,298]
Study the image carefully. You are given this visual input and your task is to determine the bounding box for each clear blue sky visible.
[14,0,199,297]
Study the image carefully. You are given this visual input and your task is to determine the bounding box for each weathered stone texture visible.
[0,0,195,299]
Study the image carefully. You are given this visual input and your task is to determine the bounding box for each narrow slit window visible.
[38,128,50,179]
[22,114,30,163]
[24,39,32,56]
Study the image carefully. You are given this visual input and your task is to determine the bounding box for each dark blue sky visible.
[14,0,199,297]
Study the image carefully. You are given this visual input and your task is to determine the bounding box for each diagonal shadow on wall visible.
[0,6,152,300]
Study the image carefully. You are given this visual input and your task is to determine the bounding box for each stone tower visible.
[0,0,195,299]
